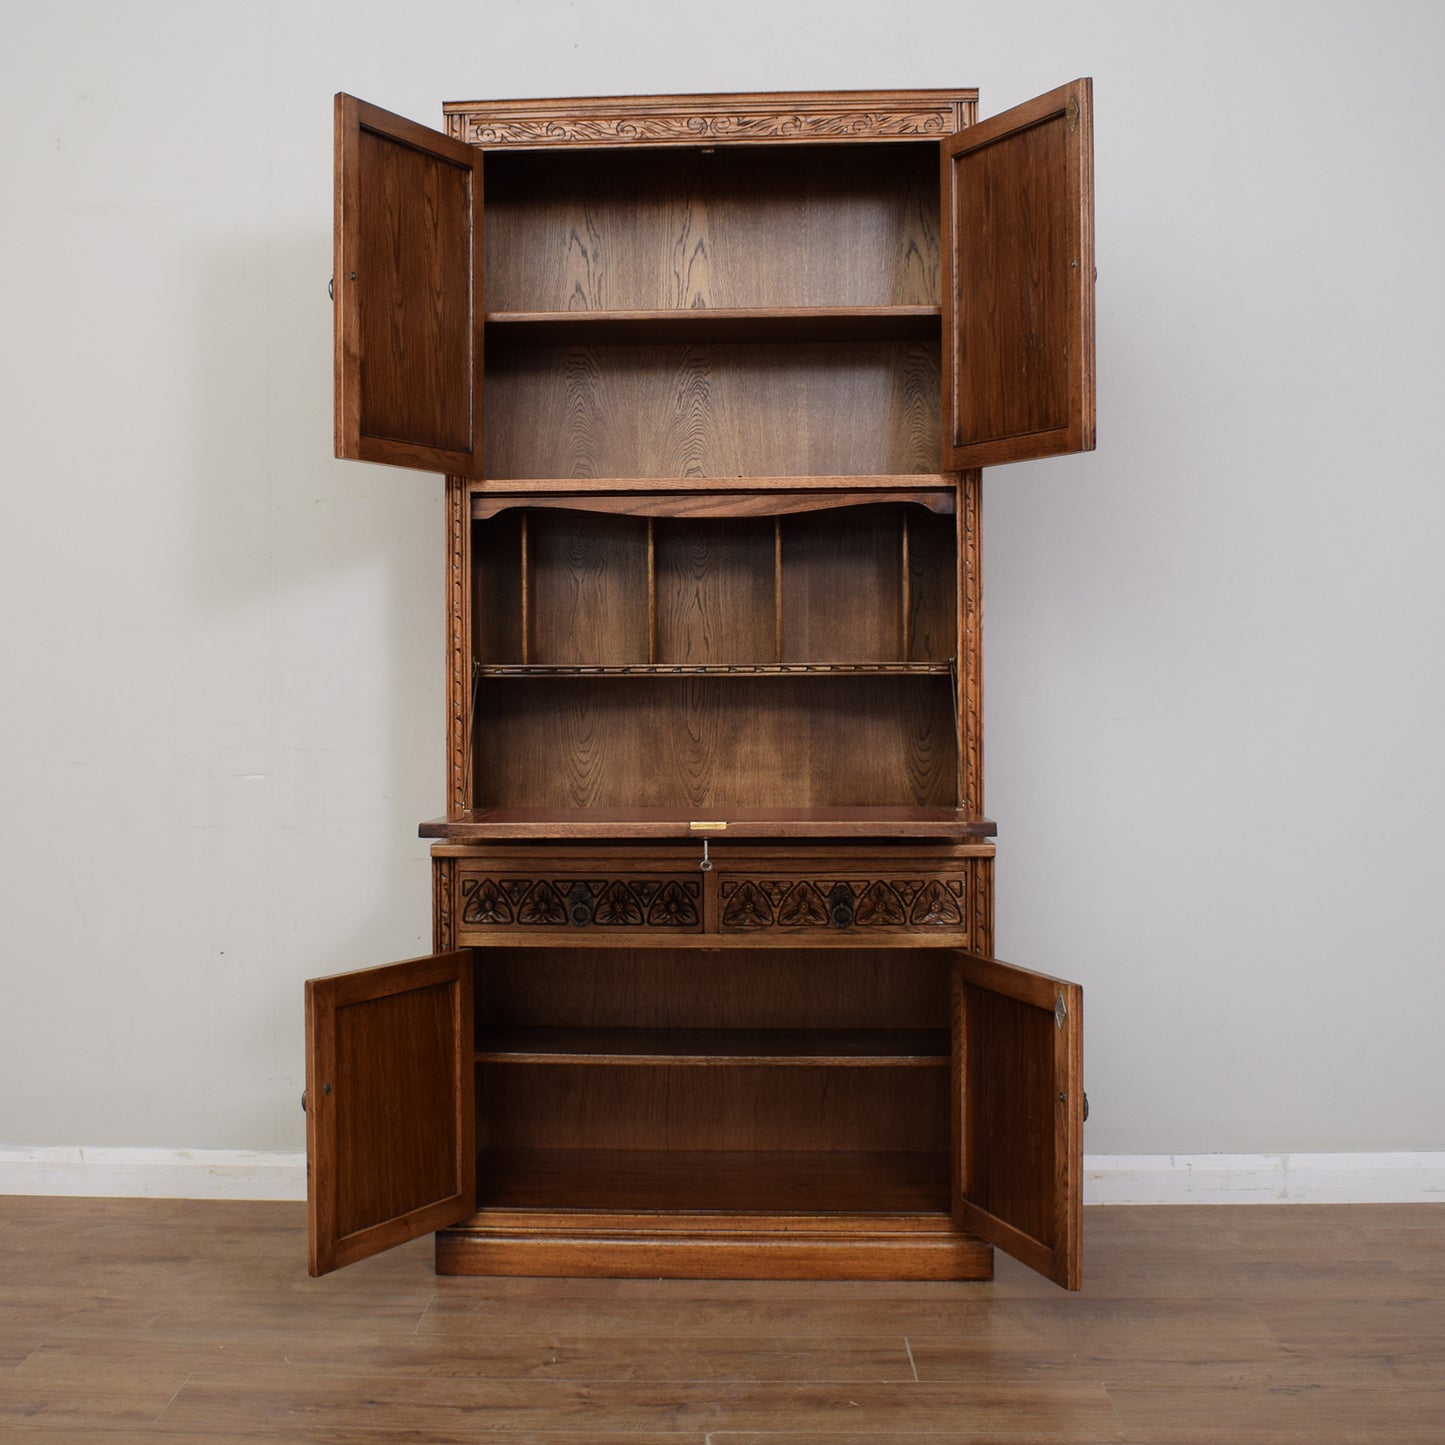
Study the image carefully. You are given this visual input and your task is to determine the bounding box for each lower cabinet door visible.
[304,950,475,1276]
[951,952,1084,1289]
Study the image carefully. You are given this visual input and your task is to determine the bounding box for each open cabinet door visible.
[334,94,484,475]
[305,951,475,1275]
[952,952,1083,1289]
[942,78,1095,469]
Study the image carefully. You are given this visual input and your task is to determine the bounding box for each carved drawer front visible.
[457,874,703,935]
[717,874,971,935]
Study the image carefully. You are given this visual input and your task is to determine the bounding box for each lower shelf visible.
[438,1151,984,1280]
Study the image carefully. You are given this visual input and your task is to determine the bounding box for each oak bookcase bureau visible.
[306,82,1095,1289]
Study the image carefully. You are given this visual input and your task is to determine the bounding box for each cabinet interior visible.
[472,946,953,1213]
[482,142,943,483]
[469,502,961,814]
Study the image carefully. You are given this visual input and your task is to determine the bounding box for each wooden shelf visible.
[421,806,996,841]
[476,1027,950,1067]
[471,488,956,520]
[473,474,957,497]
[487,305,942,346]
[476,662,953,679]
[474,1147,953,1214]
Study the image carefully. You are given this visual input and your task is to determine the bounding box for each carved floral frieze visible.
[459,875,702,929]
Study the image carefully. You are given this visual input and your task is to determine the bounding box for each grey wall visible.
[2,0,1441,1156]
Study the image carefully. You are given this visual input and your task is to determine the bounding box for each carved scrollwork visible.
[463,108,955,147]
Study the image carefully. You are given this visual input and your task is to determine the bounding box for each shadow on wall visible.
[184,232,445,1148]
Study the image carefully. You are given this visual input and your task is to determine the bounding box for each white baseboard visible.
[1084,1152,1445,1204]
[0,1146,307,1201]
[1,1147,1442,1205]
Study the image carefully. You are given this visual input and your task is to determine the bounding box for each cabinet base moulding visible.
[436,1208,993,1280]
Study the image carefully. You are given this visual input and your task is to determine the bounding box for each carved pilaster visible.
[432,857,456,953]
[969,856,995,957]
[958,470,983,817]
[445,475,471,814]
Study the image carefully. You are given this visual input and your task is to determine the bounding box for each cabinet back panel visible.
[477,1063,948,1153]
[781,509,904,661]
[485,144,940,312]
[473,676,957,810]
[526,512,650,664]
[653,518,776,663]
[908,505,959,661]
[485,342,941,480]
[476,948,950,1031]
[473,512,524,665]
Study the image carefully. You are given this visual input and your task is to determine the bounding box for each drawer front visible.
[717,874,972,934]
[457,873,704,935]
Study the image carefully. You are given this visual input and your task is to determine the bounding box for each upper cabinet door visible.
[952,952,1083,1289]
[334,94,484,475]
[942,78,1095,469]
[305,950,475,1276]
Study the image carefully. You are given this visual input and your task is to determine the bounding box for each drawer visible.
[457,872,704,935]
[717,873,972,934]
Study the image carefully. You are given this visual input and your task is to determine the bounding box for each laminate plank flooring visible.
[0,1198,1441,1442]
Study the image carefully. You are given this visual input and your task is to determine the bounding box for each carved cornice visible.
[445,91,976,149]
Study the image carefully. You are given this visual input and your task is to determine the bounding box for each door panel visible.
[942,78,1094,468]
[334,94,484,474]
[306,950,475,1275]
[952,952,1082,1289]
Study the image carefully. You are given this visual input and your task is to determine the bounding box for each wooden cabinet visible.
[308,83,1094,1289]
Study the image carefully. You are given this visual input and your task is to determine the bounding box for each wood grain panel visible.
[485,342,941,480]
[943,79,1094,467]
[474,1027,950,1066]
[305,952,474,1275]
[953,953,1083,1290]
[334,96,483,474]
[472,511,522,664]
[477,1065,949,1153]
[654,518,776,662]
[527,512,649,664]
[473,947,951,1031]
[472,676,957,810]
[484,144,940,312]
[780,508,901,661]
[907,505,958,661]
[472,1148,952,1211]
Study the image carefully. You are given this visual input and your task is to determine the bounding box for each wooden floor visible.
[0,1198,1441,1442]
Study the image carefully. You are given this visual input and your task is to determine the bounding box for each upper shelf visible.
[486,306,942,347]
